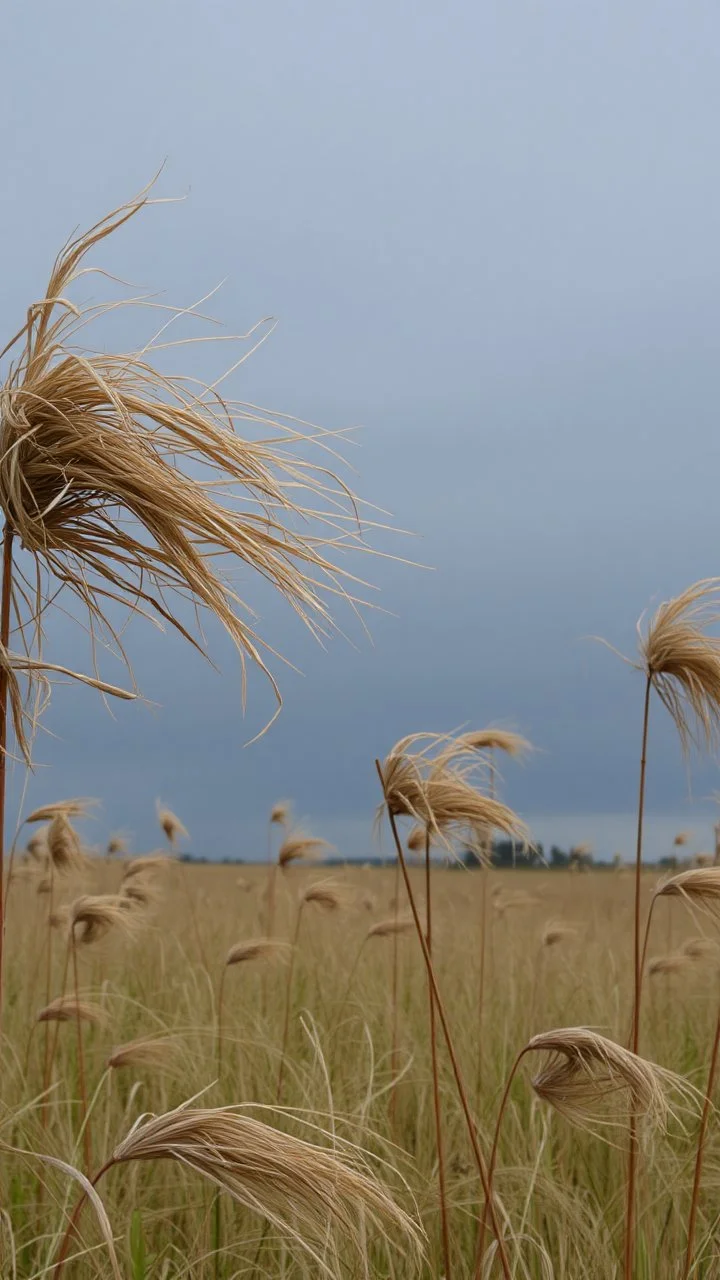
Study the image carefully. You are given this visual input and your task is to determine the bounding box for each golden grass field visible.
[3,849,718,1279]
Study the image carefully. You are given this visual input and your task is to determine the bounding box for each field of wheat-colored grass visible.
[3,846,720,1279]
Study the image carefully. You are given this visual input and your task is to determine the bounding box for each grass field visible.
[2,847,718,1279]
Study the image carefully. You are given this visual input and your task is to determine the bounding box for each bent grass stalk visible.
[0,523,13,1034]
[389,854,401,1130]
[70,927,91,1173]
[277,906,304,1104]
[682,994,720,1278]
[625,673,652,1280]
[424,824,452,1280]
[375,760,512,1280]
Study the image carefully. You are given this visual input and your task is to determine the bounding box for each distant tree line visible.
[460,841,602,869]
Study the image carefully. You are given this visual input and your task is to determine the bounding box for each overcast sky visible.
[2,2,720,861]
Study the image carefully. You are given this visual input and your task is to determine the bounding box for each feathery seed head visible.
[121,877,160,910]
[302,879,347,911]
[542,921,577,948]
[378,731,529,853]
[37,997,106,1026]
[225,938,291,967]
[25,828,48,861]
[156,803,188,848]
[367,916,414,939]
[674,831,691,847]
[70,893,137,945]
[110,1102,420,1262]
[406,825,427,853]
[680,936,720,963]
[0,189,380,746]
[635,579,720,751]
[494,891,539,917]
[654,867,720,918]
[648,953,691,976]
[122,854,171,881]
[278,832,332,868]
[438,728,532,761]
[108,1037,182,1072]
[47,814,87,873]
[270,801,290,825]
[526,1027,696,1135]
[25,798,96,824]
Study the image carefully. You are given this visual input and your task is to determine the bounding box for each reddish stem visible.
[376,761,511,1280]
[682,995,720,1279]
[624,674,652,1280]
[276,901,304,1103]
[425,825,452,1279]
[0,524,14,1037]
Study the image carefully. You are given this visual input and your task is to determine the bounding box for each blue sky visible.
[2,1,720,861]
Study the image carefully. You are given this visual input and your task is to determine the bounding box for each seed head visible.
[37,997,106,1026]
[26,828,49,861]
[367,916,414,939]
[110,1102,420,1264]
[121,878,160,911]
[278,832,332,868]
[108,1037,182,1073]
[636,579,720,752]
[527,1026,697,1136]
[157,803,188,848]
[654,867,720,919]
[25,798,96,825]
[70,894,137,945]
[0,188,379,745]
[123,854,171,880]
[225,938,291,967]
[648,953,691,976]
[542,922,577,948]
[378,732,529,851]
[680,936,720,963]
[47,814,87,874]
[302,879,347,911]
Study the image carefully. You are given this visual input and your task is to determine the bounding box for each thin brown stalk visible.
[42,861,55,1106]
[217,965,229,1079]
[425,825,451,1280]
[218,938,289,1074]
[45,936,72,1102]
[176,861,208,973]
[476,865,490,1104]
[71,928,91,1173]
[389,854,401,1129]
[0,523,13,1034]
[375,760,511,1280]
[277,904,305,1103]
[475,1048,527,1275]
[682,994,720,1278]
[625,673,651,1280]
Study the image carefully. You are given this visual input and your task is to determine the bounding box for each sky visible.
[2,1,720,862]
